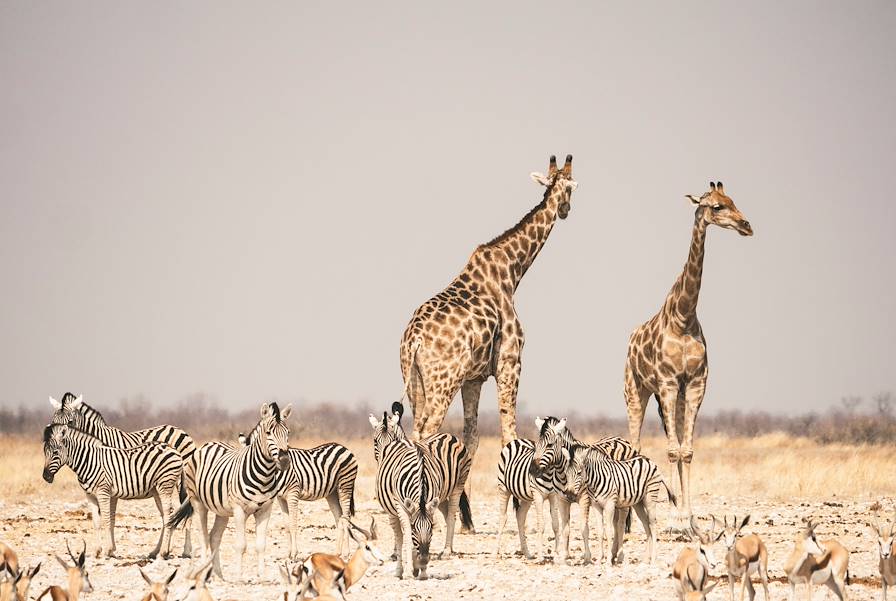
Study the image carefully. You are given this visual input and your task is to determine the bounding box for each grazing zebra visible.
[559,444,676,572]
[494,438,561,560]
[368,402,473,559]
[236,432,358,559]
[49,392,196,556]
[168,402,292,579]
[372,423,440,580]
[41,423,183,560]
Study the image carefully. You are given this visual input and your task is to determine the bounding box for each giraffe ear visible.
[530,172,551,187]
[686,194,701,206]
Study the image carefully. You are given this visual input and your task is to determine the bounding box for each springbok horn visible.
[562,154,572,176]
[66,540,77,565]
[548,155,558,175]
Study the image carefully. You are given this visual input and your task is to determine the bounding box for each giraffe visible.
[399,154,578,477]
[624,181,753,523]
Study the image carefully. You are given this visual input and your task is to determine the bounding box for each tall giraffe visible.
[399,155,578,468]
[624,181,753,522]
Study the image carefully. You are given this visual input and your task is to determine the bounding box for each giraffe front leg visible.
[623,361,650,452]
[460,379,482,531]
[495,344,522,447]
[679,377,706,522]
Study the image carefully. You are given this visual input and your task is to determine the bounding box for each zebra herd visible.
[39,391,678,586]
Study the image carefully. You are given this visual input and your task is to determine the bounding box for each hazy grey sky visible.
[2,2,894,420]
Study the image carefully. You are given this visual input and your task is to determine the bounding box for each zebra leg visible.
[254,501,274,579]
[149,492,165,559]
[633,502,654,565]
[611,506,627,565]
[284,494,300,560]
[232,505,249,580]
[494,488,511,558]
[325,493,346,557]
[160,486,175,560]
[603,502,618,571]
[580,496,592,564]
[389,514,402,564]
[439,492,461,558]
[548,494,560,552]
[396,512,413,579]
[533,489,547,561]
[555,496,571,562]
[594,501,606,574]
[209,514,229,579]
[514,498,533,559]
[193,502,211,561]
[109,497,118,554]
[96,491,115,558]
[85,493,102,558]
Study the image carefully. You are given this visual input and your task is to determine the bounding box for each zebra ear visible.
[49,396,62,410]
[72,394,84,409]
[260,403,271,418]
[426,499,439,514]
[534,416,544,430]
[388,412,401,428]
[368,414,380,429]
[280,404,293,421]
[402,498,415,514]
[552,417,567,433]
[560,447,571,462]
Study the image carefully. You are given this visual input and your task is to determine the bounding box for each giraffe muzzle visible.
[737,219,753,236]
[558,201,570,219]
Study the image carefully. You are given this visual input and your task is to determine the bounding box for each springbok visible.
[713,515,769,601]
[683,573,718,601]
[174,555,215,601]
[35,541,94,601]
[298,518,385,598]
[673,516,718,600]
[0,543,18,575]
[0,562,40,601]
[872,513,896,600]
[783,516,850,601]
[139,567,178,601]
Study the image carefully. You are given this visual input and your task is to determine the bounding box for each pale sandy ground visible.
[2,435,894,601]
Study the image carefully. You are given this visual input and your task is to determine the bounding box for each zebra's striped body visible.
[376,438,442,580]
[254,436,357,559]
[495,438,560,559]
[49,392,196,556]
[530,417,640,562]
[370,404,473,555]
[168,402,292,579]
[41,424,183,559]
[562,445,676,570]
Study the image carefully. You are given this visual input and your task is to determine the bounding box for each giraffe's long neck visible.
[481,185,564,293]
[661,210,708,332]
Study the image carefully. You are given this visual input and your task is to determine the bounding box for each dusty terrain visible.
[2,433,895,600]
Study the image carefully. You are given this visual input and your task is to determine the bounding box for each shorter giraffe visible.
[624,181,753,523]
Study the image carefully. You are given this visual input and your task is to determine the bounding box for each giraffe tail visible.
[399,338,423,405]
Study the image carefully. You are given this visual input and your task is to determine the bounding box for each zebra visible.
[494,438,563,560]
[368,402,473,558]
[168,402,292,579]
[559,443,677,572]
[49,392,196,556]
[530,416,639,561]
[41,423,183,560]
[235,432,358,559]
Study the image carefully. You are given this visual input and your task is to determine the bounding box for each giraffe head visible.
[530,154,578,219]
[686,181,753,236]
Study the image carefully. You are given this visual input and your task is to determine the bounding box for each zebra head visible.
[402,494,438,579]
[557,444,589,498]
[48,392,84,428]
[256,402,292,470]
[42,424,70,483]
[367,401,406,463]
[530,416,568,477]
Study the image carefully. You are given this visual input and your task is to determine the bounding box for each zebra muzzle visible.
[42,468,54,483]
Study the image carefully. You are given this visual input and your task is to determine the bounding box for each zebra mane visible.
[61,392,78,404]
[59,393,106,425]
[270,402,281,422]
[417,447,428,512]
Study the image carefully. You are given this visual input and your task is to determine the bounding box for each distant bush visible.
[2,392,894,446]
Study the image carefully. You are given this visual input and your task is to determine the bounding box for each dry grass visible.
[5,432,895,503]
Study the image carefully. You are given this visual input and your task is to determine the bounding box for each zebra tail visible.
[624,507,632,533]
[178,477,187,504]
[348,489,356,518]
[662,478,678,507]
[459,491,474,531]
[167,498,194,529]
[512,496,520,512]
